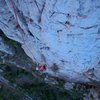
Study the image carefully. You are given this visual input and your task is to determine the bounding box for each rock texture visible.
[0,0,100,83]
[0,34,100,100]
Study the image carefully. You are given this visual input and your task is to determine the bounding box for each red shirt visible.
[40,65,46,71]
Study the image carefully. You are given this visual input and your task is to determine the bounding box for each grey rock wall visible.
[0,0,100,83]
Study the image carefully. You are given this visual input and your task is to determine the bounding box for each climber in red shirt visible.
[39,65,46,71]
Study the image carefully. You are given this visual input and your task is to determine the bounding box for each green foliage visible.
[2,66,84,100]
[0,32,27,59]
[3,66,29,83]
[67,89,84,100]
[0,87,17,100]
[57,79,65,88]
[0,97,3,100]
[0,32,20,49]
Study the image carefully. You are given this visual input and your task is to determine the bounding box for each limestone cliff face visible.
[0,0,100,83]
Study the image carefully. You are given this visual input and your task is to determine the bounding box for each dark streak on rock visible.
[96,38,100,40]
[60,60,69,63]
[28,30,34,37]
[67,13,71,18]
[41,54,46,62]
[65,21,70,25]
[66,33,83,37]
[36,37,40,41]
[97,29,100,34]
[40,46,50,50]
[80,25,98,30]
[51,63,59,73]
[57,30,62,33]
[0,20,9,28]
[98,61,100,65]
